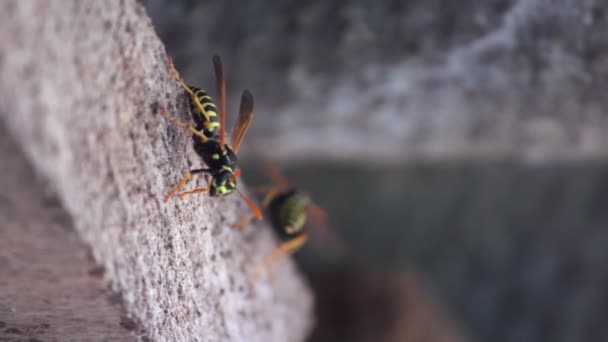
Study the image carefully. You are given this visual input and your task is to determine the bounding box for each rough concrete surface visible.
[145,0,608,164]
[0,1,313,341]
[0,123,141,342]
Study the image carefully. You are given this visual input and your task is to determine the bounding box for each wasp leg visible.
[167,57,212,123]
[178,175,211,200]
[177,172,212,200]
[167,57,194,95]
[231,186,279,229]
[160,107,209,142]
[164,172,191,203]
[178,187,209,199]
[251,234,308,284]
[164,169,210,203]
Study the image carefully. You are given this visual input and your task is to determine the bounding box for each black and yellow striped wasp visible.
[232,161,335,283]
[160,55,261,219]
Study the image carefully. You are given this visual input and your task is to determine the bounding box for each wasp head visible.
[209,170,237,197]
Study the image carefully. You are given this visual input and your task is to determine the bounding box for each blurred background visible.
[141,0,608,341]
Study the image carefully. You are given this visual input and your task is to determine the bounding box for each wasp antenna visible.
[236,188,262,219]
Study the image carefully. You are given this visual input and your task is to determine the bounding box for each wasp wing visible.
[230,90,254,154]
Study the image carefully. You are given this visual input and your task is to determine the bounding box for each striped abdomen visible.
[189,86,220,139]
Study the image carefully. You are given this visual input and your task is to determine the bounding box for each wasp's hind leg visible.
[167,57,196,97]
[166,57,211,123]
[160,107,209,142]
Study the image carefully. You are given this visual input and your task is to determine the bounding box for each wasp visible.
[160,55,261,219]
[232,161,334,283]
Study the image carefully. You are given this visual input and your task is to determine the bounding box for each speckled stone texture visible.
[0,124,142,342]
[145,0,608,164]
[0,1,313,341]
